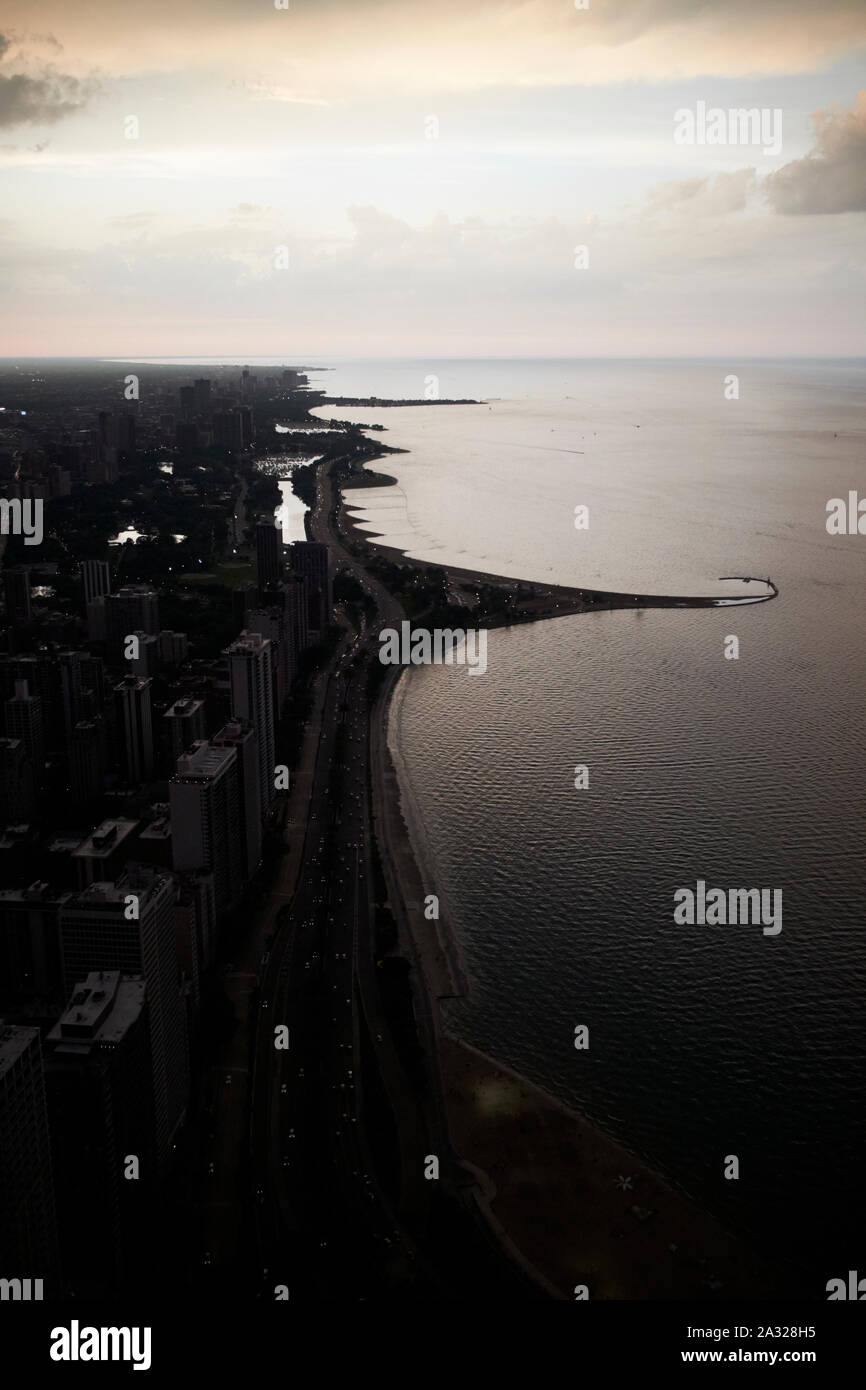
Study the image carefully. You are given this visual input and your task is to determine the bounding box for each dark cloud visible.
[0,38,97,128]
[766,92,866,214]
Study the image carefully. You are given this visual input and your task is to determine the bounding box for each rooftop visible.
[0,1021,40,1076]
[48,971,146,1048]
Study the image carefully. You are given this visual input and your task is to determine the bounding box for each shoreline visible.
[439,1033,796,1299]
[372,650,797,1300]
[384,668,469,998]
[343,490,778,607]
[316,403,779,611]
[318,424,792,1297]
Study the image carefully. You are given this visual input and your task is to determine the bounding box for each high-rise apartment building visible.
[69,720,103,804]
[59,866,187,1172]
[3,567,31,625]
[4,679,44,776]
[255,521,282,593]
[169,741,242,911]
[0,736,35,823]
[289,541,331,636]
[105,585,159,657]
[114,675,154,784]
[45,972,154,1296]
[0,1024,59,1290]
[163,697,206,766]
[80,558,111,610]
[211,718,261,880]
[225,631,274,818]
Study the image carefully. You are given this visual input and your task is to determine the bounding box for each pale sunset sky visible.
[0,0,864,356]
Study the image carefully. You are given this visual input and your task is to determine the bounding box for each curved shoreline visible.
[385,667,470,997]
[316,402,780,612]
[315,417,791,1296]
[375,656,796,1299]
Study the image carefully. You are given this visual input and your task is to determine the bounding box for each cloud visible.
[1,196,862,356]
[109,211,157,229]
[646,168,758,217]
[0,38,98,128]
[239,80,329,107]
[766,91,866,214]
[1,1,864,91]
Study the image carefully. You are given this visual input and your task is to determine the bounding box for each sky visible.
[0,0,864,357]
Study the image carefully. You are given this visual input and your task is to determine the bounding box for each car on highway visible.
[224,1073,232,1086]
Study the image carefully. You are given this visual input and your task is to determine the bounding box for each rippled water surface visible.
[316,360,866,1274]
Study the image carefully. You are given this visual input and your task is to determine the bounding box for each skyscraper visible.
[105,585,159,658]
[158,630,188,668]
[0,736,35,823]
[80,559,111,611]
[212,409,245,452]
[0,882,68,1014]
[59,866,188,1172]
[45,972,154,1296]
[4,678,44,777]
[256,521,281,593]
[126,631,159,678]
[193,378,211,416]
[248,607,290,718]
[3,567,31,625]
[0,1023,59,1290]
[289,541,331,635]
[72,818,140,890]
[0,656,58,750]
[281,572,310,659]
[69,720,103,804]
[87,595,107,643]
[169,741,242,910]
[59,651,105,739]
[225,631,274,818]
[174,871,216,979]
[113,675,154,784]
[163,696,206,766]
[212,718,261,880]
[116,413,136,455]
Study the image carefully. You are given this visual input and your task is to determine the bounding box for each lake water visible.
[313,358,866,1284]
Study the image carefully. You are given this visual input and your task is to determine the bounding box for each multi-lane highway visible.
[194,446,541,1300]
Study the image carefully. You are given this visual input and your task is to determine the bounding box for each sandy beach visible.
[439,1034,795,1300]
